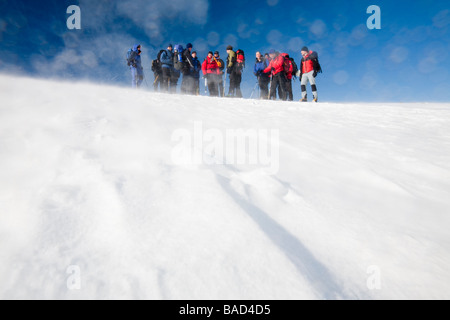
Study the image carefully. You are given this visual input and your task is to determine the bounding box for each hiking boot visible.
[313,98,318,103]
[300,97,307,102]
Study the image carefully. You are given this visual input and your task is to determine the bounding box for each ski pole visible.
[268,74,273,100]
[250,80,259,99]
[223,72,227,97]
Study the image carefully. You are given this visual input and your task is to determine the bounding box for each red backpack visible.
[235,49,245,73]
[281,53,293,75]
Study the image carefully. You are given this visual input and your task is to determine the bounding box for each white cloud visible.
[361,73,377,90]
[333,70,349,86]
[237,23,259,39]
[309,20,327,38]
[113,0,209,41]
[267,0,279,6]
[389,47,409,64]
[193,37,209,54]
[350,24,368,43]
[433,10,450,29]
[207,32,220,47]
[418,57,437,74]
[266,29,283,46]
[223,34,238,48]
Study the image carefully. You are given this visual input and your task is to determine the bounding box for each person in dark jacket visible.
[263,49,286,100]
[300,46,319,102]
[181,43,196,94]
[214,51,225,97]
[191,51,201,95]
[226,45,242,98]
[129,44,144,88]
[202,51,220,97]
[253,51,270,99]
[160,44,174,93]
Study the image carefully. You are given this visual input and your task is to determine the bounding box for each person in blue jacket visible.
[253,51,270,99]
[128,44,144,88]
[191,51,201,95]
[160,44,174,92]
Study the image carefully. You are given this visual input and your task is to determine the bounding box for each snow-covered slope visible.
[1,74,449,300]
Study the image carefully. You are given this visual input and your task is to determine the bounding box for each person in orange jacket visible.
[202,51,221,96]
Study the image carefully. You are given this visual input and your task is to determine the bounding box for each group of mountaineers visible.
[126,42,322,102]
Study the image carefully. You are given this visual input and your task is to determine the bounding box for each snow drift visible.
[1,74,449,300]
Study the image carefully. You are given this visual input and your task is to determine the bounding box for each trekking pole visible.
[250,80,259,99]
[268,74,273,99]
[144,75,150,89]
[223,72,227,97]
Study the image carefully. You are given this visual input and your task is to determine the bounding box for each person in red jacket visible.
[202,51,221,96]
[300,46,319,102]
[281,53,294,101]
[263,49,287,100]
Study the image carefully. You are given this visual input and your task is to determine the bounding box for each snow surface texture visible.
[1,74,449,300]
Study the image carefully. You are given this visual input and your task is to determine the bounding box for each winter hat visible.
[214,51,219,55]
[168,44,173,48]
[268,49,276,54]
[186,43,193,49]
[226,45,233,50]
[192,51,197,54]
[208,51,213,55]
[301,46,309,52]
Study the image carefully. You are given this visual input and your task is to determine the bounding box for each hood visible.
[133,44,141,52]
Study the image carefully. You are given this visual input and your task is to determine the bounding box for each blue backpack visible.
[173,44,184,71]
[126,48,134,66]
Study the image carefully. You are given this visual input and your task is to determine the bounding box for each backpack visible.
[214,57,223,68]
[313,55,323,75]
[173,45,184,71]
[235,49,245,74]
[290,58,299,77]
[281,53,293,75]
[126,48,134,66]
[151,49,165,73]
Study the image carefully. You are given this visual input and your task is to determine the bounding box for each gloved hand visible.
[313,71,318,78]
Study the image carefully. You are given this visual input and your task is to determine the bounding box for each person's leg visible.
[131,68,137,88]
[235,73,242,98]
[277,73,286,101]
[170,69,179,94]
[180,73,187,94]
[218,78,224,97]
[210,75,219,96]
[300,73,308,101]
[194,77,200,95]
[188,75,196,95]
[287,79,293,101]
[228,73,236,96]
[137,73,143,88]
[269,75,277,100]
[161,68,169,92]
[260,78,269,99]
[308,72,318,101]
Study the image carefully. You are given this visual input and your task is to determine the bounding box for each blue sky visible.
[1,0,449,102]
